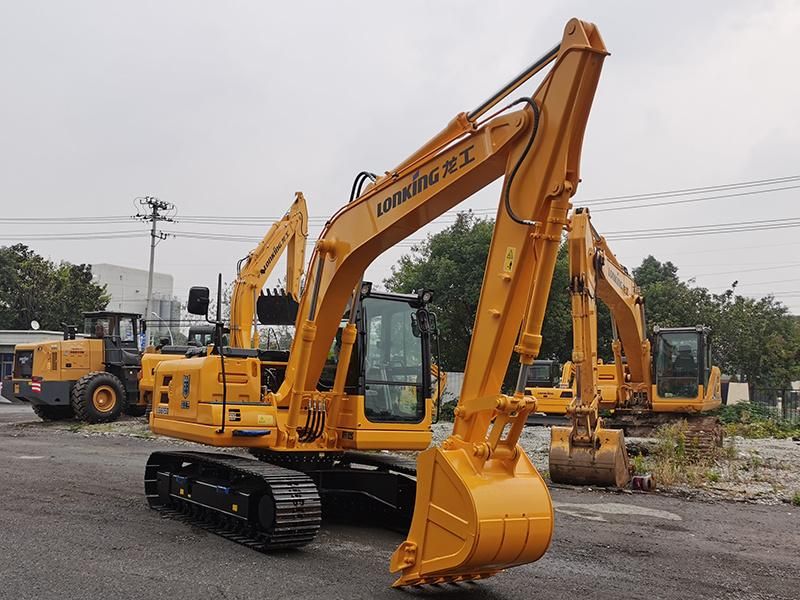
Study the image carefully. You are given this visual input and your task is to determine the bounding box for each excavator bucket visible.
[549,424,631,487]
[256,289,300,326]
[390,445,553,587]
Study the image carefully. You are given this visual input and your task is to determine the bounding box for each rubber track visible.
[145,451,322,550]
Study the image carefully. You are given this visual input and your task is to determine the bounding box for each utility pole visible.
[135,196,175,344]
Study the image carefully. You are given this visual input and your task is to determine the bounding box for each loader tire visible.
[71,372,126,424]
[31,404,74,421]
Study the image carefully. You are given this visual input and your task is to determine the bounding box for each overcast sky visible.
[1,1,798,314]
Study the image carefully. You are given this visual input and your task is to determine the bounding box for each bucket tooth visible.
[549,425,631,487]
[390,444,553,587]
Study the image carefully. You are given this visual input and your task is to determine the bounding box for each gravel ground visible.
[14,414,800,505]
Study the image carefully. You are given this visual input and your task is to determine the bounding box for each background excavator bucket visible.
[256,290,300,326]
[549,424,631,487]
[390,445,553,587]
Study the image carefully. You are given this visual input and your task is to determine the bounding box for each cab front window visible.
[362,297,427,423]
[85,317,111,339]
[655,332,700,398]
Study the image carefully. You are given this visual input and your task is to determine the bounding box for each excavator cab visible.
[651,325,719,412]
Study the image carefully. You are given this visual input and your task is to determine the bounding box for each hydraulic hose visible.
[503,98,541,227]
[349,171,377,203]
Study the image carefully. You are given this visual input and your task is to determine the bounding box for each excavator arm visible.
[588,213,652,407]
[228,192,308,348]
[548,207,633,487]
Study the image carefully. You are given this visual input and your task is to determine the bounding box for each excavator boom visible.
[229,191,308,348]
[549,208,632,487]
[139,194,308,406]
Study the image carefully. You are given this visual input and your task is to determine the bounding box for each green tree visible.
[633,256,800,389]
[712,290,800,389]
[384,212,493,371]
[0,244,109,330]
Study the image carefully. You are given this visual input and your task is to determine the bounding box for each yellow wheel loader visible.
[143,19,608,587]
[8,312,146,423]
[548,208,722,488]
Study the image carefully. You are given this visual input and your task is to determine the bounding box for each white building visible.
[91,263,181,343]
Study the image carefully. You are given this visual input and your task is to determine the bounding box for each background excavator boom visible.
[229,191,307,349]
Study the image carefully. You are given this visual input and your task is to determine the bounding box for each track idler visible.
[390,437,553,587]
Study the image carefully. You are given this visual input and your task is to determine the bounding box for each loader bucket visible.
[549,424,631,487]
[390,444,553,587]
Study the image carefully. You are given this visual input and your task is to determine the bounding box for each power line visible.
[605,217,800,241]
[689,262,800,278]
[0,216,133,224]
[590,184,800,213]
[581,174,800,205]
[0,231,146,241]
[5,173,799,226]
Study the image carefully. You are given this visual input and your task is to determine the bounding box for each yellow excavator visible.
[138,192,309,408]
[526,359,621,419]
[549,208,722,487]
[143,19,608,587]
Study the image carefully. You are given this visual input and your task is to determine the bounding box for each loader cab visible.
[652,326,712,399]
[83,311,142,367]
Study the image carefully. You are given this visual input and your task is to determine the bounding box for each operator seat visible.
[673,346,696,377]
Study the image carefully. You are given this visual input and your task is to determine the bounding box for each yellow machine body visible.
[7,312,145,421]
[147,18,609,587]
[529,361,618,415]
[18,338,105,382]
[149,354,433,451]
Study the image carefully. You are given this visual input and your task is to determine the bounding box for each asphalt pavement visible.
[0,403,796,600]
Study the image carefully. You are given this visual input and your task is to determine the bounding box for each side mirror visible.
[187,286,210,316]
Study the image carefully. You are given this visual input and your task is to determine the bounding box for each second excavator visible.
[549,208,722,487]
[142,19,609,587]
[138,192,309,406]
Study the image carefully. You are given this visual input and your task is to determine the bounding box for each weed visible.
[438,401,456,422]
[631,453,647,475]
[641,421,735,487]
[792,491,800,507]
[719,402,800,439]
